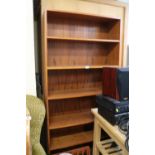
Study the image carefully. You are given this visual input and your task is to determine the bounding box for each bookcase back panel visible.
[49,97,95,116]
[47,12,120,40]
[48,69,102,94]
[48,41,119,66]
[106,43,120,65]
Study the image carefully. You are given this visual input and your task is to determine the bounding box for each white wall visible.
[118,0,128,3]
[26,0,36,96]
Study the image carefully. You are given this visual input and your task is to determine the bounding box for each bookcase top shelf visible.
[46,9,121,21]
[47,36,120,43]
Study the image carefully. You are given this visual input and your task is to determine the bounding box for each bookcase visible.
[41,1,128,153]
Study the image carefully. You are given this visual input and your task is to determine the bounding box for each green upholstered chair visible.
[26,95,46,155]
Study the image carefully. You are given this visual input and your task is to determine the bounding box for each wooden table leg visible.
[93,118,101,155]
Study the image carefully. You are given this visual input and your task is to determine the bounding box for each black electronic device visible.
[117,68,129,101]
[96,95,129,125]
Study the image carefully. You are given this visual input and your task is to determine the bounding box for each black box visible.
[96,95,129,125]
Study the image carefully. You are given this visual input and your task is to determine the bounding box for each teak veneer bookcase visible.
[41,0,128,154]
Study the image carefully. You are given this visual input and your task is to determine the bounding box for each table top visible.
[91,108,127,153]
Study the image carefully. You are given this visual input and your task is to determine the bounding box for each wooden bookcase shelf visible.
[47,40,120,67]
[48,69,103,100]
[48,97,95,118]
[48,88,102,100]
[47,36,120,43]
[50,130,93,151]
[49,111,93,130]
[47,65,119,70]
[41,2,127,152]
[47,11,120,40]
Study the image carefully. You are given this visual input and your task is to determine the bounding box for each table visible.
[91,108,128,155]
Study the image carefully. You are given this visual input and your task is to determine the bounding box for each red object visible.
[53,146,91,155]
[102,68,119,100]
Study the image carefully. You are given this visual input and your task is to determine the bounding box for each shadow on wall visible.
[127,45,129,66]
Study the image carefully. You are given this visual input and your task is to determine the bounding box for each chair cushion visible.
[32,143,46,155]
